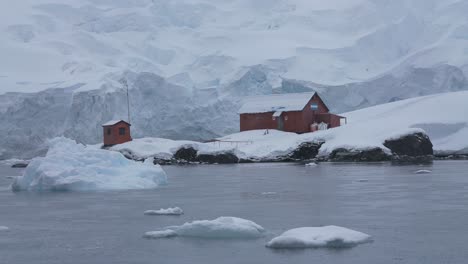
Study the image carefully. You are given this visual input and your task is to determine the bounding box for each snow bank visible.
[266,226,372,249]
[144,207,184,216]
[12,138,167,192]
[144,217,265,239]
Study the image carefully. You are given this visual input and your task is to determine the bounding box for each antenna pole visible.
[120,78,131,124]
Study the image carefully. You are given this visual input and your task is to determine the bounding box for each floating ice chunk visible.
[356,179,369,182]
[261,192,277,195]
[144,230,177,239]
[266,226,372,249]
[144,217,265,239]
[305,162,318,167]
[0,226,9,231]
[415,170,432,174]
[144,207,184,215]
[11,137,167,192]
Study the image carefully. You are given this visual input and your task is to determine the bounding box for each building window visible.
[119,127,126,135]
[107,128,111,135]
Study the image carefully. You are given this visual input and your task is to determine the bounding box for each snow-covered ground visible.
[144,207,184,216]
[111,91,468,161]
[266,226,372,249]
[12,137,167,192]
[144,217,265,239]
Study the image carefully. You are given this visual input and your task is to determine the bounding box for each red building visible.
[102,120,132,146]
[238,92,345,133]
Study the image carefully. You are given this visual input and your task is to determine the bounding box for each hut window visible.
[119,127,126,135]
[107,128,111,135]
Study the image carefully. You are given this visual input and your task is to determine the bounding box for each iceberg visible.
[144,207,184,216]
[144,217,265,239]
[266,226,372,249]
[11,138,167,192]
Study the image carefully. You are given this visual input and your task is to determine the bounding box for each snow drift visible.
[11,137,167,192]
[144,207,184,216]
[144,217,265,239]
[266,226,372,249]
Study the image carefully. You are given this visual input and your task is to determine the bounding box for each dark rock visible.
[11,163,28,168]
[173,147,198,162]
[197,152,239,164]
[289,141,324,160]
[328,148,391,162]
[384,132,433,157]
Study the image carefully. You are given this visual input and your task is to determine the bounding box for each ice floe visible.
[11,137,167,192]
[305,162,318,167]
[0,226,9,232]
[144,217,265,239]
[266,226,372,249]
[144,207,184,216]
[415,169,432,174]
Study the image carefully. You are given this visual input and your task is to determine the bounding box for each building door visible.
[277,116,284,131]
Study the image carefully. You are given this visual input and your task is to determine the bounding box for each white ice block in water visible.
[144,207,184,215]
[305,162,318,167]
[415,170,432,174]
[144,217,265,239]
[0,226,9,232]
[11,137,167,192]
[266,226,372,249]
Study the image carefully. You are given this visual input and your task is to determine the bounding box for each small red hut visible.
[238,92,345,133]
[102,120,132,146]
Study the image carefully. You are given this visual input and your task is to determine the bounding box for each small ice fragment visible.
[415,170,432,174]
[0,226,9,232]
[305,162,317,167]
[144,217,265,239]
[143,230,177,239]
[266,226,372,249]
[261,192,277,195]
[144,207,184,215]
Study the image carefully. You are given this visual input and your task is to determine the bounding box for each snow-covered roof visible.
[102,120,130,126]
[238,92,316,114]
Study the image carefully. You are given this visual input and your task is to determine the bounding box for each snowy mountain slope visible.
[2,0,468,158]
[2,0,468,94]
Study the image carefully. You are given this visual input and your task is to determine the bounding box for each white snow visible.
[109,91,468,160]
[238,92,315,114]
[0,226,9,232]
[144,207,184,216]
[12,137,167,192]
[144,217,265,239]
[102,120,128,126]
[266,226,372,249]
[415,170,432,174]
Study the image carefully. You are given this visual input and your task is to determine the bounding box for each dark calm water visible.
[1,161,468,264]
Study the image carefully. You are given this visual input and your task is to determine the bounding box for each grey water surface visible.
[1,161,468,264]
